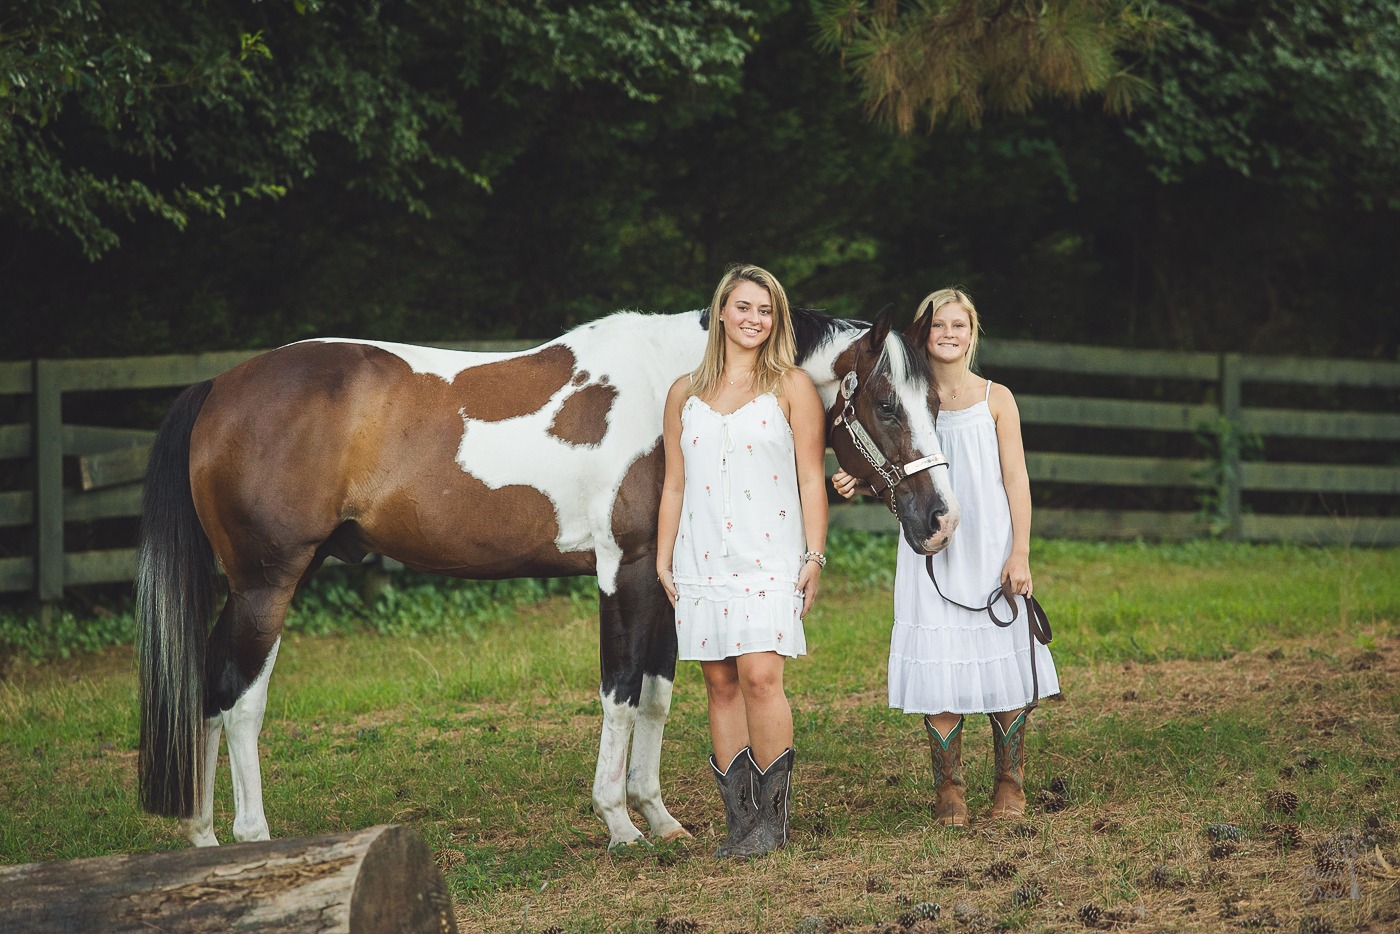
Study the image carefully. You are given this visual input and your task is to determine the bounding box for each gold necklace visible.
[725,368,754,386]
[947,373,970,401]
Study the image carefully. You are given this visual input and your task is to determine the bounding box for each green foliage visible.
[286,569,597,639]
[1192,416,1265,537]
[0,606,135,661]
[1128,0,1400,209]
[0,0,756,257]
[1,0,1397,364]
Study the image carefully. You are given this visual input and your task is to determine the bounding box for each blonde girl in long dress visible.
[833,288,1058,827]
[657,264,828,856]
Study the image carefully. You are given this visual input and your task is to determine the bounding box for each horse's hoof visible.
[607,835,650,851]
[658,827,693,843]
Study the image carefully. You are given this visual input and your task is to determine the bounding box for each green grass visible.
[2,533,1399,933]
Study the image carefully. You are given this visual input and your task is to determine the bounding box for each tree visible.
[0,0,755,258]
[812,0,1167,131]
[1128,0,1400,211]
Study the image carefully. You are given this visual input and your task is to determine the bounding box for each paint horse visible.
[136,305,960,848]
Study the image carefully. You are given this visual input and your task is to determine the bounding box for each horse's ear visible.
[863,304,895,353]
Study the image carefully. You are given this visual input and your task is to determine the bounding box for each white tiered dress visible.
[888,382,1059,713]
[671,393,807,661]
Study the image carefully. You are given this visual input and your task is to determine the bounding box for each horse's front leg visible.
[592,690,646,847]
[628,672,687,842]
[593,557,687,846]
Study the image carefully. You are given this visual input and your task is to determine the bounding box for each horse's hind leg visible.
[200,585,294,844]
[179,716,223,846]
[225,635,282,841]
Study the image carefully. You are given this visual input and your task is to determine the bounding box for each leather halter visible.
[832,369,948,518]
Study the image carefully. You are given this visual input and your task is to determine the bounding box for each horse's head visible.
[826,306,960,554]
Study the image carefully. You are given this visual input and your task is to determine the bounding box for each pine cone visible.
[1076,902,1104,927]
[985,859,1017,880]
[1147,864,1184,889]
[1206,822,1244,842]
[1012,881,1046,907]
[1298,916,1334,934]
[909,903,939,921]
[1209,841,1237,860]
[1263,821,1301,848]
[1267,789,1300,814]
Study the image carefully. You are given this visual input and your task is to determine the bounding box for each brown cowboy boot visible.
[924,715,968,828]
[988,710,1028,819]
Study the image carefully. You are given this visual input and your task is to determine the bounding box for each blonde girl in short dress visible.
[834,288,1059,827]
[657,264,828,856]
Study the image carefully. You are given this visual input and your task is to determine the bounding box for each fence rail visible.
[1,339,1397,601]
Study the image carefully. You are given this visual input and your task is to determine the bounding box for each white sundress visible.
[888,381,1059,714]
[671,392,807,661]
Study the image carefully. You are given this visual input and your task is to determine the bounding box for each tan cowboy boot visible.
[924,715,968,828]
[988,710,1028,819]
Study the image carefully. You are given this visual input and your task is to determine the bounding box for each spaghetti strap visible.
[984,380,993,402]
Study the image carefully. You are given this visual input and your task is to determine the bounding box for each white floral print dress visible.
[671,392,807,660]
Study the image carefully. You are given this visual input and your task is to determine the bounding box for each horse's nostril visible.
[929,507,947,530]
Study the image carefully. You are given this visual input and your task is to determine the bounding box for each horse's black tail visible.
[136,380,217,818]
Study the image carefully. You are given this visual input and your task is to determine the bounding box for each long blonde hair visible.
[909,287,981,374]
[689,264,797,399]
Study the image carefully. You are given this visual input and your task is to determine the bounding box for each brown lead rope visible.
[924,555,1053,712]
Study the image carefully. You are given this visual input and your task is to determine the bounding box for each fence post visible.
[34,360,64,602]
[1219,353,1243,540]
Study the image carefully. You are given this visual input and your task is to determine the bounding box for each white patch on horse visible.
[305,337,529,381]
[884,335,941,459]
[316,317,707,595]
[885,335,960,530]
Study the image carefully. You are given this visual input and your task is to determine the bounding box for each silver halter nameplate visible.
[834,371,948,516]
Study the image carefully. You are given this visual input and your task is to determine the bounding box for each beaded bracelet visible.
[801,551,827,568]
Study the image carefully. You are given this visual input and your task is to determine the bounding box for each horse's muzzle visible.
[918,508,959,555]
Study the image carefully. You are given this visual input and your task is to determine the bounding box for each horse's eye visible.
[877,399,898,420]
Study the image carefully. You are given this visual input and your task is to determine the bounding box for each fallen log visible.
[0,824,458,934]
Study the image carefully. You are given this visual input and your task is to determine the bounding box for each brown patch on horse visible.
[453,344,577,422]
[549,382,617,447]
[611,441,665,556]
[192,340,596,595]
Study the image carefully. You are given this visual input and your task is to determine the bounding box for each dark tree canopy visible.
[0,0,753,257]
[0,0,1395,361]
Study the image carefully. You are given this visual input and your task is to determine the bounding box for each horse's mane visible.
[790,306,933,385]
[697,305,869,366]
[889,330,933,385]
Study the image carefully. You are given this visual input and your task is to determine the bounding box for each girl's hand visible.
[1001,554,1032,597]
[797,560,822,617]
[831,469,860,500]
[658,566,677,606]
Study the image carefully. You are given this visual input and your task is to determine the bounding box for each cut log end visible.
[0,824,459,934]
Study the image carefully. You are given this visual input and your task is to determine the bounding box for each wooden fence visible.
[1,340,1397,602]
